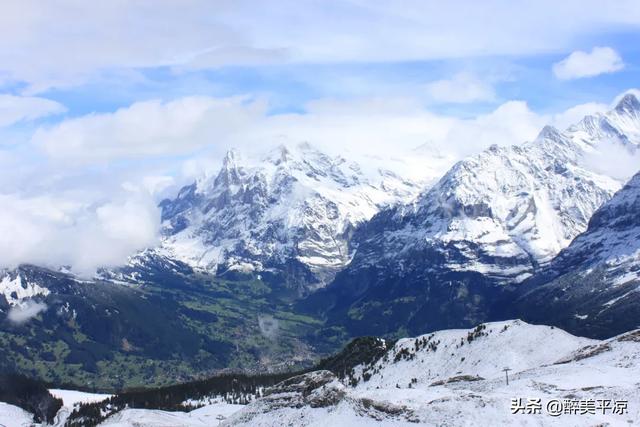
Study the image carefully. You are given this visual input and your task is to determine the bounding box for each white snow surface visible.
[0,402,38,427]
[351,320,595,389]
[99,403,244,427]
[0,273,50,306]
[49,389,112,407]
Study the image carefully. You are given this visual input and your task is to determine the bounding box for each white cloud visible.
[582,140,640,181]
[553,47,624,80]
[0,192,160,275]
[425,73,495,104]
[30,94,586,173]
[0,94,65,127]
[441,101,548,156]
[1,1,640,91]
[551,102,608,129]
[33,96,266,163]
[7,300,47,324]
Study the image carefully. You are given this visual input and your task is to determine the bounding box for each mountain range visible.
[1,93,640,389]
[302,94,639,338]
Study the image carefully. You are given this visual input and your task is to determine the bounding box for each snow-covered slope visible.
[99,403,243,427]
[0,402,37,426]
[151,142,431,289]
[219,320,640,426]
[515,170,640,338]
[349,320,594,389]
[5,320,638,426]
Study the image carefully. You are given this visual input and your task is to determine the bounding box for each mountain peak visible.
[214,149,243,187]
[614,93,640,116]
[536,125,564,142]
[263,144,294,166]
[222,149,239,168]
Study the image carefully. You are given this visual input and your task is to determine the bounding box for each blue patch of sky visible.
[25,30,640,122]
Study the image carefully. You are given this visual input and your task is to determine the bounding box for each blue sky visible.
[1,0,639,272]
[14,44,640,119]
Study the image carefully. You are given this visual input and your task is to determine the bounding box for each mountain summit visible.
[156,143,426,290]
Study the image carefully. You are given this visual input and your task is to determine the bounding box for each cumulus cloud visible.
[29,94,589,176]
[33,96,266,163]
[551,102,608,129]
[7,300,47,324]
[0,192,160,275]
[441,101,548,156]
[425,73,495,104]
[0,94,66,127]
[553,47,624,80]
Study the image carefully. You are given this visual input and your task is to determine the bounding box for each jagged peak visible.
[213,149,244,187]
[261,142,337,170]
[614,93,640,115]
[222,149,240,169]
[536,125,564,142]
[262,144,295,166]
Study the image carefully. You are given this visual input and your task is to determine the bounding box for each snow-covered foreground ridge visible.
[4,320,637,426]
[224,320,640,426]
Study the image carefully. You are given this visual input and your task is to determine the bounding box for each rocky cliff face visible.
[514,171,640,338]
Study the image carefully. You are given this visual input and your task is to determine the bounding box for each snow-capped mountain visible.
[154,142,429,289]
[371,94,640,280]
[570,93,640,147]
[306,94,640,337]
[346,116,634,283]
[514,170,640,338]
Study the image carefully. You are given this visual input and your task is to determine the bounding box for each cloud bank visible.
[34,96,266,164]
[0,193,160,275]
